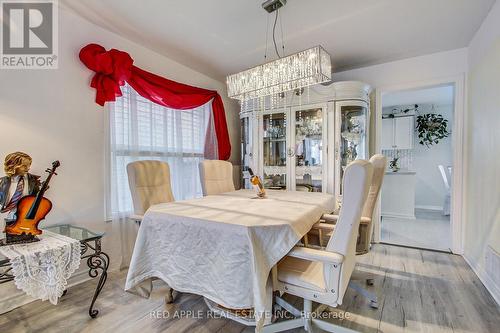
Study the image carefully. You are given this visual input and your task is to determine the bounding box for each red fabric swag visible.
[79,43,231,160]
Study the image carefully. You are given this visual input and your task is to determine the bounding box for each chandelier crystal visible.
[226,45,332,101]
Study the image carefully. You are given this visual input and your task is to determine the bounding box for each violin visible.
[5,161,60,236]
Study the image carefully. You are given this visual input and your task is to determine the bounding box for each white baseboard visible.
[463,254,500,306]
[415,205,443,211]
[381,212,416,220]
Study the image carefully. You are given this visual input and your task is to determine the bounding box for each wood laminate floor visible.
[1,244,498,333]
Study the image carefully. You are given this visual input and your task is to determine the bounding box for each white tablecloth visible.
[125,189,335,330]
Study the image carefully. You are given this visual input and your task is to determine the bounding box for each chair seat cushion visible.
[277,256,326,292]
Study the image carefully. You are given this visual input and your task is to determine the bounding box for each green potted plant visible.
[416,113,450,147]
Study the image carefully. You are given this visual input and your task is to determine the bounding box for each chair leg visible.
[303,234,309,247]
[164,288,175,304]
[275,295,302,318]
[348,281,378,308]
[312,318,360,333]
[264,297,357,333]
[261,318,304,333]
[314,304,328,316]
[304,299,313,332]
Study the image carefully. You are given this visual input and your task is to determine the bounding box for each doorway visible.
[379,84,455,252]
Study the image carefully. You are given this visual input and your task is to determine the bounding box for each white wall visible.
[333,48,468,88]
[0,6,239,312]
[333,47,467,157]
[413,104,453,210]
[464,0,500,304]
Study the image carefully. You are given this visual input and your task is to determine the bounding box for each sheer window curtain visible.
[106,84,216,218]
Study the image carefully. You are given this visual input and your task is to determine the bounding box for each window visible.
[108,84,212,215]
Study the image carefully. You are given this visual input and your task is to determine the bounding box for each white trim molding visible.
[463,254,500,306]
[374,74,467,254]
[381,212,416,220]
[415,205,444,211]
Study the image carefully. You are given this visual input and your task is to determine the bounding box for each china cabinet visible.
[240,81,371,201]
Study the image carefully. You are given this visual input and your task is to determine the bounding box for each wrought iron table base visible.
[81,237,110,318]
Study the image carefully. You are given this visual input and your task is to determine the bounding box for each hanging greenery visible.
[415,113,450,147]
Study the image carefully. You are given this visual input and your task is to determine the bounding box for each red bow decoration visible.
[78,43,231,160]
[79,44,133,106]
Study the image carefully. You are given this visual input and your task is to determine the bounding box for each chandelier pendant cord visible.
[227,3,331,102]
[273,9,281,58]
[264,14,270,60]
[279,8,285,57]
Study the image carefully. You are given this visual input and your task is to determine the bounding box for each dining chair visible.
[317,154,387,253]
[266,160,373,333]
[127,160,175,222]
[199,160,235,196]
[306,154,386,309]
[296,184,313,192]
[438,164,451,216]
[126,160,176,303]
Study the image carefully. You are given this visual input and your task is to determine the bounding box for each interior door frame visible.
[374,74,467,254]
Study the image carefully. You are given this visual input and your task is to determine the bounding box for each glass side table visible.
[0,224,109,318]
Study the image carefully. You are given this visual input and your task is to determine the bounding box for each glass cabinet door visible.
[293,108,325,192]
[241,116,253,189]
[336,102,369,196]
[262,112,287,189]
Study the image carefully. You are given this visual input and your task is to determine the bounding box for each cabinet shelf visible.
[263,137,286,142]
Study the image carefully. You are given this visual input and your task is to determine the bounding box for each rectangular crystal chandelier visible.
[226,45,332,101]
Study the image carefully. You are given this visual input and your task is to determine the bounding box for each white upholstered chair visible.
[126,160,176,303]
[438,164,451,216]
[126,160,175,221]
[265,160,373,333]
[314,154,387,254]
[199,160,235,196]
[308,154,387,309]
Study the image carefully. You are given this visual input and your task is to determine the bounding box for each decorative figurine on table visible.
[247,168,266,198]
[0,152,60,245]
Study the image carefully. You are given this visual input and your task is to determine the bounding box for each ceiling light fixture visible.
[226,1,332,102]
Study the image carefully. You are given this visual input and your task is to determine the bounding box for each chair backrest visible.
[438,165,451,191]
[356,154,387,253]
[325,160,373,300]
[362,154,387,219]
[127,160,175,216]
[199,160,235,196]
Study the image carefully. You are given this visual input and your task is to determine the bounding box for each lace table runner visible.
[0,231,81,304]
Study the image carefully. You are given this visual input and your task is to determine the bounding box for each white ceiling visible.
[382,85,454,107]
[62,0,495,81]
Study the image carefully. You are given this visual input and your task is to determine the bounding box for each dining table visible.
[125,189,336,331]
